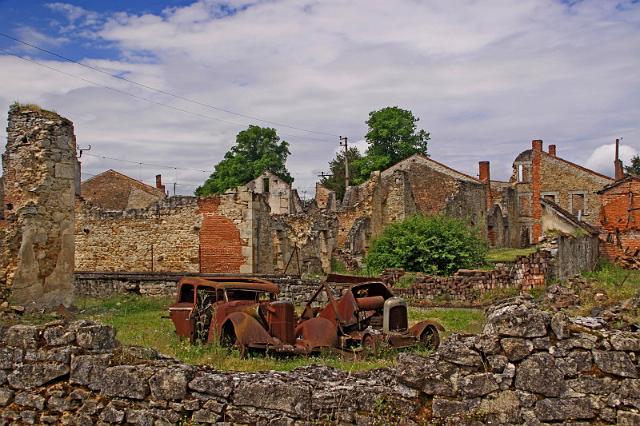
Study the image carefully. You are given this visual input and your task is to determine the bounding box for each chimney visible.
[532,139,543,152]
[614,138,625,180]
[479,161,492,209]
[478,161,490,183]
[548,144,556,156]
[155,174,166,194]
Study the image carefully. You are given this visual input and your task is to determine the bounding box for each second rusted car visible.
[169,276,442,356]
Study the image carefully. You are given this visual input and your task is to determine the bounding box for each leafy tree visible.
[196,125,292,196]
[364,215,487,276]
[625,155,640,176]
[319,147,364,201]
[363,106,429,172]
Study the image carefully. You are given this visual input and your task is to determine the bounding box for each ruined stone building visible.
[4,103,630,280]
[335,154,488,262]
[487,140,615,247]
[80,169,167,210]
[240,170,302,214]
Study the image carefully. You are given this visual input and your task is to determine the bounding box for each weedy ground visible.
[65,296,485,372]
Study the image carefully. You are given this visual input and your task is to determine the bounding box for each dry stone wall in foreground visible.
[2,298,640,425]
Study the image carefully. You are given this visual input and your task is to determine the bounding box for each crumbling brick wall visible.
[0,104,77,309]
[599,177,640,261]
[198,197,245,273]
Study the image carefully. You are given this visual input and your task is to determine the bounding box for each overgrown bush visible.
[364,215,487,275]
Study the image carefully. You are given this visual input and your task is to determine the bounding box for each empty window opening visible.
[263,178,270,193]
[517,164,524,182]
[543,194,556,203]
[571,193,585,216]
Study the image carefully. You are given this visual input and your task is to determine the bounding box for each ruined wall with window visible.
[511,140,613,246]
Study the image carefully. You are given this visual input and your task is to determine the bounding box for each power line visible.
[0,50,333,143]
[0,31,339,138]
[83,152,210,173]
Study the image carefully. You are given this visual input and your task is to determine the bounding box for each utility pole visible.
[339,136,350,189]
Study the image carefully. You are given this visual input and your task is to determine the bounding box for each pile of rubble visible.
[2,298,640,424]
[617,247,640,270]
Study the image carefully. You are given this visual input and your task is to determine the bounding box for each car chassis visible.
[169,276,443,357]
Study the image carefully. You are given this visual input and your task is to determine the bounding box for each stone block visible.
[100,365,150,400]
[150,368,189,400]
[593,350,638,378]
[7,362,69,390]
[514,352,566,397]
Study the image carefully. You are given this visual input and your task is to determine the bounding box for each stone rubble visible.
[1,297,640,424]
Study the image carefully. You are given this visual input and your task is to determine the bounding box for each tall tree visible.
[319,147,363,201]
[625,155,640,176]
[363,106,430,174]
[196,125,292,196]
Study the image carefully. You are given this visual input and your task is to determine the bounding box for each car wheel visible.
[221,322,248,358]
[419,325,440,350]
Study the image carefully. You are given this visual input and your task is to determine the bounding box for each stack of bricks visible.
[406,249,551,302]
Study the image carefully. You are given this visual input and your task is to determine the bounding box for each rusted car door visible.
[169,283,196,339]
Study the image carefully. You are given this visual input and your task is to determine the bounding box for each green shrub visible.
[364,215,487,275]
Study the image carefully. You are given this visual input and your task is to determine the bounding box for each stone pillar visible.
[1,104,76,309]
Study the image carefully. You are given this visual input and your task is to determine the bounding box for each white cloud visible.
[1,0,639,195]
[585,142,638,176]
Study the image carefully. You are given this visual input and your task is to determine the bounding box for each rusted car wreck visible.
[169,276,442,356]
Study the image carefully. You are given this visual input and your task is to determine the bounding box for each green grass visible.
[409,307,485,337]
[582,261,640,301]
[574,261,640,320]
[486,247,537,263]
[66,295,485,372]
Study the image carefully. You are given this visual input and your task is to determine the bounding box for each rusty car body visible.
[300,279,443,353]
[169,275,442,356]
[169,276,337,355]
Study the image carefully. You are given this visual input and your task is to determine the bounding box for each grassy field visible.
[486,247,537,263]
[68,296,485,372]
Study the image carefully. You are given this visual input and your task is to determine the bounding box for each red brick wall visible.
[531,147,542,243]
[599,179,640,260]
[198,198,245,273]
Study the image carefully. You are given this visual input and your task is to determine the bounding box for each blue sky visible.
[0,0,639,195]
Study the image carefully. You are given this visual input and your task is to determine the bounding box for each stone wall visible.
[73,272,324,305]
[399,250,551,302]
[553,233,600,281]
[0,105,77,309]
[2,298,640,424]
[75,191,276,275]
[398,235,599,303]
[75,197,201,273]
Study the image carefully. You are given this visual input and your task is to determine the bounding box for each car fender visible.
[408,320,445,339]
[295,317,338,349]
[219,311,276,347]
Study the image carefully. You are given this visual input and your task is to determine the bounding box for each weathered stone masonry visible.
[2,298,640,424]
[0,105,77,309]
[75,192,275,274]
